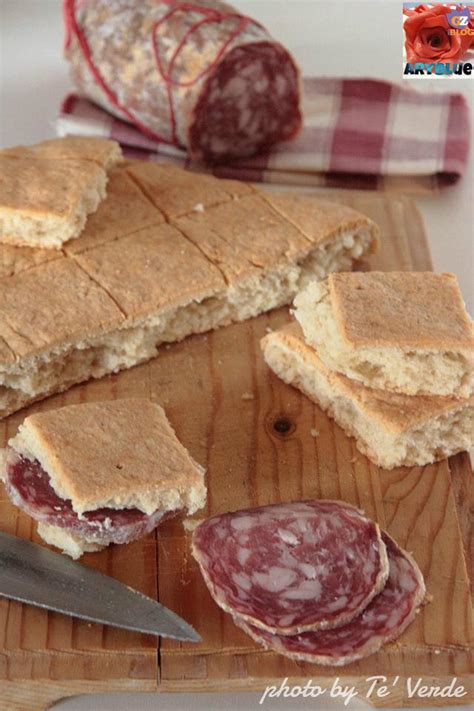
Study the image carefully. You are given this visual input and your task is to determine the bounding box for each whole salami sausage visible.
[192,501,389,635]
[64,0,302,162]
[234,532,426,666]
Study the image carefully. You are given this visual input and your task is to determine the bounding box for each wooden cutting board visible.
[0,192,472,711]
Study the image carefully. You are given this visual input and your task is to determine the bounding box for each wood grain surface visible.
[0,192,472,710]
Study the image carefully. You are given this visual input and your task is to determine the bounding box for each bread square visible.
[127,161,254,220]
[74,223,226,319]
[261,192,380,251]
[64,168,164,254]
[261,324,474,469]
[294,272,474,397]
[0,258,124,362]
[7,398,206,516]
[175,194,312,284]
[0,137,123,249]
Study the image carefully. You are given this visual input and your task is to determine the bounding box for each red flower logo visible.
[403,4,473,63]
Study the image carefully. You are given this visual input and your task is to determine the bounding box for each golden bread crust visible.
[10,398,206,515]
[329,272,473,349]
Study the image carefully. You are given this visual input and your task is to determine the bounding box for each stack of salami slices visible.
[192,500,426,666]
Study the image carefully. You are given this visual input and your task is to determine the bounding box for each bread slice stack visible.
[262,271,474,469]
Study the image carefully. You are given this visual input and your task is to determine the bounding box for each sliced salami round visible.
[235,532,426,666]
[3,450,173,546]
[191,500,389,635]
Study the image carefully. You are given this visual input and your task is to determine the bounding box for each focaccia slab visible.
[0,162,379,419]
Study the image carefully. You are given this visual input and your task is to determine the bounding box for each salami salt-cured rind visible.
[191,501,389,635]
[64,0,302,162]
[235,532,426,666]
[3,450,173,546]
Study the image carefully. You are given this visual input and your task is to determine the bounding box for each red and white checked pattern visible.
[58,78,470,192]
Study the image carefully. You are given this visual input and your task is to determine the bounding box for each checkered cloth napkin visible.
[57,77,470,193]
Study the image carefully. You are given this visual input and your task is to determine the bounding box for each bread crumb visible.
[433,649,441,655]
[241,392,254,401]
[183,518,204,532]
[265,326,273,334]
[193,203,204,212]
[310,428,319,438]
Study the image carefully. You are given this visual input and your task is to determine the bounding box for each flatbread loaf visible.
[0,162,379,420]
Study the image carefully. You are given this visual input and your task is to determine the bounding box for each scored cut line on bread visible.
[64,169,165,255]
[125,160,256,221]
[260,192,380,252]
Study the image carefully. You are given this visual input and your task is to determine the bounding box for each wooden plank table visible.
[0,192,472,710]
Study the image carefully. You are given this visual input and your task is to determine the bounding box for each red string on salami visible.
[64,0,263,148]
[152,3,260,143]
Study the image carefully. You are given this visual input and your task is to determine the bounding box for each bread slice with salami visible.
[0,163,379,420]
[1,398,206,559]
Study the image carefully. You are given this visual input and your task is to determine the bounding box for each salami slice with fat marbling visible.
[3,450,173,546]
[235,532,426,666]
[192,501,389,635]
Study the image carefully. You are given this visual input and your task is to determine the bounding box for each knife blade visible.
[0,530,200,642]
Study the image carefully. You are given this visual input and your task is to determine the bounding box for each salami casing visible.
[235,532,426,666]
[192,501,389,635]
[64,0,302,162]
[3,451,173,546]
